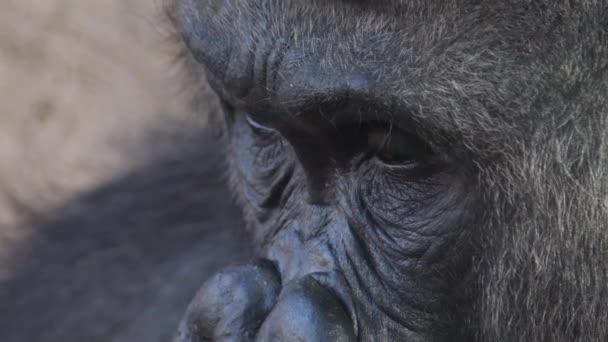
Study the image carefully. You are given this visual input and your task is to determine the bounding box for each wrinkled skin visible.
[169,1,608,341]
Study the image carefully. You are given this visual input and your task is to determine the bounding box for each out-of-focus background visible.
[0,0,188,241]
[0,1,247,341]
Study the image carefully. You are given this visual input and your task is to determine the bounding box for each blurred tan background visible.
[0,2,246,342]
[0,1,194,249]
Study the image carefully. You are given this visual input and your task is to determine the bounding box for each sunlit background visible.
[0,1,191,254]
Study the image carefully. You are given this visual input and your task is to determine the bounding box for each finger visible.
[174,260,281,342]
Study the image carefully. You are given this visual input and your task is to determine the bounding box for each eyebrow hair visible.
[172,0,532,151]
[211,52,516,154]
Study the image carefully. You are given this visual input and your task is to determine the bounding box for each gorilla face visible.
[170,0,608,341]
[218,100,473,340]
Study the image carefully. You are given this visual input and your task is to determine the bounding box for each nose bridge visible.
[263,207,336,280]
[288,135,335,205]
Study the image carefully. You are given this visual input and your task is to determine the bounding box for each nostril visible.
[174,260,281,342]
[256,276,356,342]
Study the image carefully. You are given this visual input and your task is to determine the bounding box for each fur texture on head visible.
[167,1,608,340]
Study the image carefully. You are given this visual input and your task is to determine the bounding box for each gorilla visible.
[166,0,608,341]
[1,1,607,342]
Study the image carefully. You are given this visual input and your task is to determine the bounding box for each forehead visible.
[172,0,596,154]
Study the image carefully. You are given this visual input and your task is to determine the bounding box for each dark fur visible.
[168,1,608,341]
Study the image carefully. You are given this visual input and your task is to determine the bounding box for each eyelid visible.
[245,113,276,132]
[365,124,443,173]
[373,156,419,169]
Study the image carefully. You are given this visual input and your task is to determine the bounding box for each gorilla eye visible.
[245,113,276,133]
[367,125,434,167]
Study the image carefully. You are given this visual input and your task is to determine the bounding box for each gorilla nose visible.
[256,276,356,342]
[175,262,355,342]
